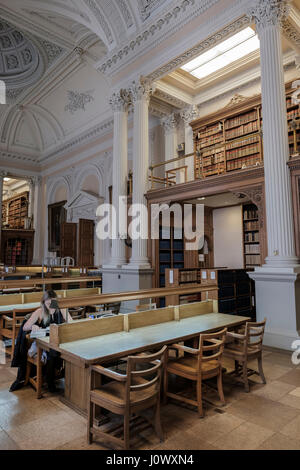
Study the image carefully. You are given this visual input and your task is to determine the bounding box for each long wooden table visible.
[0,276,101,289]
[36,301,249,416]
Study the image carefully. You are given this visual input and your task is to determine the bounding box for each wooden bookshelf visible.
[165,267,256,320]
[3,192,29,229]
[243,203,261,269]
[192,85,299,178]
[1,229,34,265]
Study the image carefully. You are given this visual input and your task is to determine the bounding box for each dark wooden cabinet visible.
[60,223,77,262]
[78,219,94,266]
[1,229,34,265]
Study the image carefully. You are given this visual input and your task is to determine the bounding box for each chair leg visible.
[36,347,42,399]
[242,361,249,392]
[154,399,164,442]
[163,368,168,405]
[234,360,239,375]
[196,378,204,418]
[258,355,266,384]
[124,411,130,450]
[24,362,31,386]
[217,368,225,405]
[87,399,94,444]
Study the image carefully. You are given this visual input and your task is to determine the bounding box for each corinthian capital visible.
[130,79,153,104]
[109,89,131,112]
[161,113,179,133]
[180,105,199,126]
[248,0,291,32]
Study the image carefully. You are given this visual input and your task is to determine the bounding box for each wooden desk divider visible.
[49,300,218,348]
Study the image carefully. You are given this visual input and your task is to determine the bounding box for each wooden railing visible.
[149,152,195,189]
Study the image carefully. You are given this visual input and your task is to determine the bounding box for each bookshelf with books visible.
[192,84,299,179]
[1,229,34,265]
[243,203,261,269]
[3,192,29,229]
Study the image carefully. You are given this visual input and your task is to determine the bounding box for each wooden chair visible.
[24,338,43,398]
[164,328,227,417]
[68,306,86,320]
[0,308,34,359]
[87,345,167,450]
[223,319,266,392]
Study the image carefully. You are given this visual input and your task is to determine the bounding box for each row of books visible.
[245,244,260,254]
[245,254,261,265]
[244,208,258,220]
[226,134,259,151]
[224,110,258,130]
[227,155,260,171]
[179,271,199,283]
[286,97,297,108]
[202,154,225,166]
[202,146,225,158]
[287,108,300,121]
[245,232,260,242]
[226,143,260,161]
[244,220,259,231]
[198,123,222,139]
[199,134,223,148]
[225,120,259,140]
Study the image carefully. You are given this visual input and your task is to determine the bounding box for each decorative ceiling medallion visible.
[64,90,95,115]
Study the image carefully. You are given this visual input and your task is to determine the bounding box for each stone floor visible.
[1,348,300,450]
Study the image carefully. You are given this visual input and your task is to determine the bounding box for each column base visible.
[101,266,153,313]
[264,256,300,268]
[249,266,300,350]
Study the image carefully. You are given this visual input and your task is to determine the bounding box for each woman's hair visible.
[40,290,57,327]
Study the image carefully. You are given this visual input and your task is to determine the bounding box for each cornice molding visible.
[97,0,220,76]
[154,88,190,108]
[282,18,300,51]
[41,117,114,164]
[144,15,251,83]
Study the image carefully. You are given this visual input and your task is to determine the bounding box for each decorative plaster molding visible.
[154,88,189,108]
[144,15,250,82]
[64,90,95,115]
[247,0,291,32]
[161,112,179,132]
[84,0,115,45]
[130,80,153,103]
[109,89,131,112]
[137,0,168,21]
[115,0,134,28]
[225,94,248,107]
[180,105,199,126]
[282,18,300,50]
[98,0,219,75]
[233,186,265,228]
[42,117,114,163]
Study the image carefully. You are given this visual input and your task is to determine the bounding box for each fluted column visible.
[180,105,199,181]
[109,90,130,267]
[161,113,178,165]
[249,0,298,267]
[129,80,153,268]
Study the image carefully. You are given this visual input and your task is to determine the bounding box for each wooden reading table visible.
[36,295,250,416]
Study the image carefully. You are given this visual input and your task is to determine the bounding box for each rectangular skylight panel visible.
[190,35,260,79]
[181,27,256,74]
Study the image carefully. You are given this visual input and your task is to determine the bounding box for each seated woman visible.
[10,289,72,393]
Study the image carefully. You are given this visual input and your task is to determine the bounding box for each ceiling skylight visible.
[181,27,260,79]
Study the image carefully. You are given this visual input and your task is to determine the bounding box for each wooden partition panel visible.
[65,288,100,298]
[50,315,125,347]
[128,307,175,330]
[179,300,217,319]
[0,293,22,306]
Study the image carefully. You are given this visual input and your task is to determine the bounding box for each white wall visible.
[213,205,244,269]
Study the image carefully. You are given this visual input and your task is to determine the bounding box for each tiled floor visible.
[1,348,300,450]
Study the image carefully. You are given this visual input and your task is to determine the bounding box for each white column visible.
[129,80,153,268]
[31,176,42,264]
[250,0,298,267]
[108,90,129,267]
[180,105,199,181]
[248,0,300,350]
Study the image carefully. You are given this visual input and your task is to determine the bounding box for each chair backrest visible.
[125,345,167,402]
[13,308,36,328]
[245,318,266,350]
[68,306,86,320]
[198,328,227,365]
